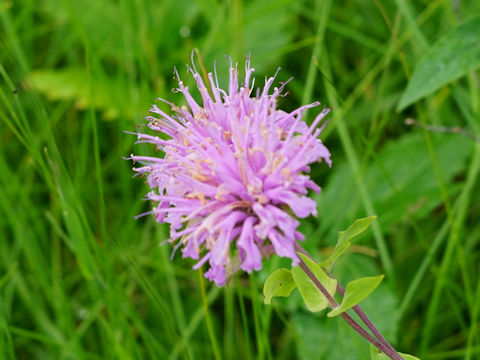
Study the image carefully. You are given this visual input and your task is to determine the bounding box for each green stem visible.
[237,287,253,360]
[198,269,221,360]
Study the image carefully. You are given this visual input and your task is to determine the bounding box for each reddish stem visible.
[294,243,403,360]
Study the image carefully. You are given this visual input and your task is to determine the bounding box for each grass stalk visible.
[198,269,222,360]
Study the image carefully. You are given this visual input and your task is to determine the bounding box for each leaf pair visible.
[262,258,337,313]
[293,253,337,312]
[264,216,383,317]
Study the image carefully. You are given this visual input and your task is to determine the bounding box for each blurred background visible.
[1,0,479,359]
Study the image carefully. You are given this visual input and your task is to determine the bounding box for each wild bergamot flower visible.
[129,57,331,286]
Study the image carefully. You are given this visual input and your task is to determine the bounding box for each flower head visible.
[130,57,331,286]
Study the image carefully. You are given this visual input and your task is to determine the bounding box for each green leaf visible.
[292,253,337,312]
[397,15,480,110]
[400,355,420,360]
[315,132,472,240]
[27,67,137,120]
[338,216,377,244]
[292,255,399,360]
[291,268,328,312]
[370,345,420,360]
[319,216,377,268]
[263,268,296,304]
[328,275,384,317]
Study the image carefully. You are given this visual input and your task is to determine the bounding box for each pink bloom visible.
[129,57,331,286]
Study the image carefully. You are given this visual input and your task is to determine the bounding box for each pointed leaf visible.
[338,216,378,244]
[292,253,337,312]
[319,216,377,268]
[370,345,420,360]
[397,15,480,110]
[263,268,296,304]
[328,275,384,317]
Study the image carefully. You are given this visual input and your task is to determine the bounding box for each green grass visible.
[1,0,480,359]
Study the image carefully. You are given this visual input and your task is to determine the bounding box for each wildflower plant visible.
[128,55,419,360]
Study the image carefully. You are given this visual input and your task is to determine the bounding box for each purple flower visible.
[129,57,331,286]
